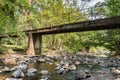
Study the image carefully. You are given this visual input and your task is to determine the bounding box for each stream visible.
[0,63,118,80]
[0,54,119,80]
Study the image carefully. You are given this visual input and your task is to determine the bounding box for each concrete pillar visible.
[33,33,42,55]
[26,32,35,55]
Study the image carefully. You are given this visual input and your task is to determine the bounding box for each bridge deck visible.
[25,16,120,35]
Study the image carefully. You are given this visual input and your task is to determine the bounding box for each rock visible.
[11,66,18,72]
[40,70,49,75]
[26,72,35,77]
[5,78,23,80]
[55,66,61,70]
[4,58,16,64]
[4,67,11,72]
[64,62,69,67]
[56,67,65,74]
[47,62,53,65]
[38,58,46,63]
[18,63,28,71]
[12,69,24,78]
[69,65,76,70]
[27,68,37,73]
[0,59,3,64]
[84,69,91,78]
[40,76,49,80]
[75,70,87,79]
[110,68,120,75]
[0,70,2,73]
[97,70,105,74]
[40,78,48,80]
[0,66,3,69]
[75,61,80,65]
[114,77,120,80]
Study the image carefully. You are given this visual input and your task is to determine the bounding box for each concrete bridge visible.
[24,16,120,55]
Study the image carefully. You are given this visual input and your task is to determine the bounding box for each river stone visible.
[97,70,105,74]
[64,62,69,67]
[12,69,24,78]
[84,69,91,78]
[110,68,120,75]
[114,77,120,80]
[39,58,46,63]
[26,72,35,77]
[27,68,37,73]
[69,65,76,70]
[11,66,18,72]
[0,70,2,73]
[40,78,48,80]
[40,76,49,80]
[4,67,11,72]
[18,64,27,71]
[0,66,3,69]
[56,67,65,74]
[75,61,80,65]
[5,78,23,80]
[75,70,87,79]
[40,70,49,75]
[55,66,61,70]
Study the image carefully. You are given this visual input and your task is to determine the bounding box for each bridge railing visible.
[39,5,108,28]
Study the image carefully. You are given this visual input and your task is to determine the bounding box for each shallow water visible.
[63,64,117,80]
[24,63,64,80]
[0,63,118,80]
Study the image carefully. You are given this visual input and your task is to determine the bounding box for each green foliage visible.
[106,0,120,16]
[94,0,120,55]
[0,0,119,54]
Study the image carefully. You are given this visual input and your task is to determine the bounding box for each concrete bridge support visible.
[33,33,42,55]
[26,32,42,55]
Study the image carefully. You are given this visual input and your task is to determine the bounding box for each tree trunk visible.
[51,35,56,50]
[23,0,32,30]
[115,41,120,55]
[85,46,90,52]
[26,32,35,55]
[59,35,64,51]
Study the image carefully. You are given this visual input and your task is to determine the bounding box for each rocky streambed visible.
[0,52,120,80]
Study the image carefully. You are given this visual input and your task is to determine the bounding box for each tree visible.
[105,0,120,55]
[94,0,120,55]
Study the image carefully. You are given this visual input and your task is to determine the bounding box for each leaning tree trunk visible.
[26,32,35,55]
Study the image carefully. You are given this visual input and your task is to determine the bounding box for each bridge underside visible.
[24,16,120,55]
[25,16,120,35]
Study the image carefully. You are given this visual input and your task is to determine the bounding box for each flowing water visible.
[0,63,118,80]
